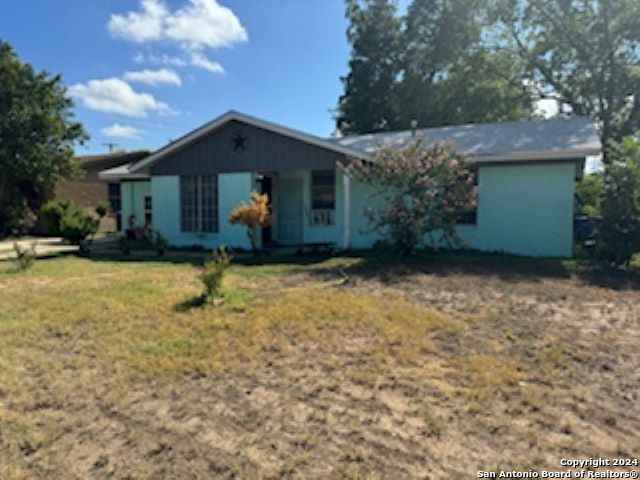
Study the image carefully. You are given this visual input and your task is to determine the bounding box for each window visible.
[144,195,152,225]
[108,183,121,211]
[457,169,478,225]
[108,183,121,230]
[180,175,218,232]
[457,209,477,225]
[311,171,335,209]
[310,170,335,226]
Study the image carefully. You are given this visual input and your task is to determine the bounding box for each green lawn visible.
[0,253,638,478]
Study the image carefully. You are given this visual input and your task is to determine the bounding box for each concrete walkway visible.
[0,236,79,260]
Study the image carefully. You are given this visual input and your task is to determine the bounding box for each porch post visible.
[342,167,351,250]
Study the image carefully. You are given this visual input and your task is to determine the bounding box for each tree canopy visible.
[337,0,532,135]
[0,40,87,234]
[338,0,640,147]
[337,0,402,134]
[491,0,640,154]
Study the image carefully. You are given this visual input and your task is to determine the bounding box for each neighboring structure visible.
[56,151,149,231]
[100,111,601,257]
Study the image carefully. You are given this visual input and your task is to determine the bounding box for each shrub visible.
[155,233,169,256]
[40,200,72,236]
[59,208,99,250]
[117,235,130,255]
[95,201,111,219]
[202,246,232,303]
[597,137,640,266]
[228,192,271,253]
[576,173,604,217]
[3,199,37,237]
[352,140,476,255]
[12,241,36,271]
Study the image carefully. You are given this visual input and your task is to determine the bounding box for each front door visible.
[277,179,303,245]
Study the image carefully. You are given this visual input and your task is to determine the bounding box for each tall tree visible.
[491,0,640,155]
[0,40,87,234]
[337,0,530,134]
[337,0,402,134]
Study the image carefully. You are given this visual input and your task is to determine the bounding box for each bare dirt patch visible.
[0,255,638,479]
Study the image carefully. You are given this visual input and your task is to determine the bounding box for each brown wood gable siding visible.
[150,120,347,176]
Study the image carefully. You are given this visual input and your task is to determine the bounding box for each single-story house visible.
[99,111,601,257]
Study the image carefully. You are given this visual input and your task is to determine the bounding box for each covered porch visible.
[252,167,351,252]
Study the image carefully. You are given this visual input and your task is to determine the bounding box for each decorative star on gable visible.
[231,131,249,153]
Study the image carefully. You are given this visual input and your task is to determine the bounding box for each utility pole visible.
[102,142,119,153]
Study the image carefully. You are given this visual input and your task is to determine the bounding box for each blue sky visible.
[0,0,408,155]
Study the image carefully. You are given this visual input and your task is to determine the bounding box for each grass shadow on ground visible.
[174,294,207,312]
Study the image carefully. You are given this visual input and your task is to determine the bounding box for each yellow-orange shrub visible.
[228,191,271,251]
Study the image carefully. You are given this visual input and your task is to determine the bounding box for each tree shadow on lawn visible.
[309,249,640,291]
[25,249,640,291]
[82,250,333,268]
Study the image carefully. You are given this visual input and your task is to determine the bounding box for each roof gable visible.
[130,110,367,173]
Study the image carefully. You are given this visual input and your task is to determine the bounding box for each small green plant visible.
[155,233,169,256]
[12,241,36,271]
[117,235,130,255]
[59,209,99,252]
[202,246,232,304]
[95,202,111,219]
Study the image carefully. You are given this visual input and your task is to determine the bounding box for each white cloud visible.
[165,0,248,50]
[134,51,225,75]
[69,78,173,118]
[102,123,143,139]
[189,52,224,74]
[108,0,168,43]
[124,68,182,86]
[109,0,247,50]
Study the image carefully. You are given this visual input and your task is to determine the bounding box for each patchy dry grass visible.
[0,253,638,479]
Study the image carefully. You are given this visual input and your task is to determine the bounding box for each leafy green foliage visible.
[4,200,38,235]
[11,241,36,272]
[576,173,604,217]
[352,140,476,254]
[59,208,99,246]
[393,0,530,129]
[202,247,232,303]
[597,138,640,266]
[0,40,87,234]
[491,0,640,152]
[41,200,98,248]
[337,0,402,134]
[95,202,111,218]
[337,0,530,134]
[40,200,72,236]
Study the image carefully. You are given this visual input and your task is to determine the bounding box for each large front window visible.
[180,175,218,232]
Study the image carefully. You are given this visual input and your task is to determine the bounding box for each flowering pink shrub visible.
[352,140,476,255]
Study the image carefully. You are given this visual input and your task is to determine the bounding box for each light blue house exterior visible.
[100,111,601,258]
